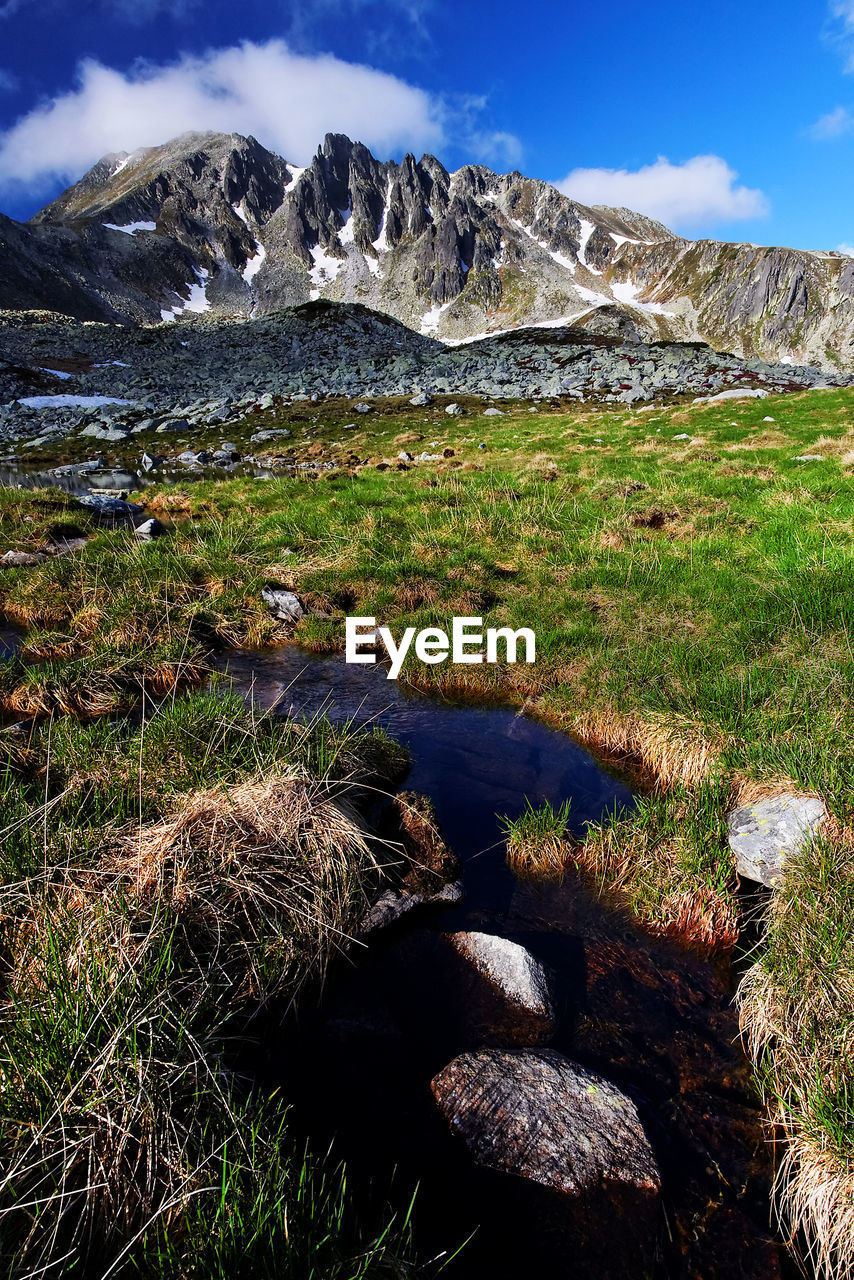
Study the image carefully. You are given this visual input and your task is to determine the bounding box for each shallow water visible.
[0,625,22,658]
[219,645,786,1279]
[0,460,276,496]
[218,645,636,883]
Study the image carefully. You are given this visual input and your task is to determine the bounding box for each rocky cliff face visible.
[4,129,854,369]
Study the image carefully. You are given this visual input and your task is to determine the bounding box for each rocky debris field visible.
[0,302,846,451]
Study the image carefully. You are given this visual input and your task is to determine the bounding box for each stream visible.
[219,646,789,1280]
[0,460,275,495]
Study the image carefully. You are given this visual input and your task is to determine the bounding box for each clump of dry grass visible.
[574,784,739,950]
[0,770,391,1275]
[109,771,381,1003]
[0,654,209,718]
[738,836,854,1279]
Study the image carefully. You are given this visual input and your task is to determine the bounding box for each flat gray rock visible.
[359,881,464,935]
[77,494,143,518]
[728,794,826,887]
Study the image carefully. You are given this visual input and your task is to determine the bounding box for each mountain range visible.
[2,129,854,370]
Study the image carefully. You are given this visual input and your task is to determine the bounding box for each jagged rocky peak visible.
[5,128,854,370]
[35,131,290,224]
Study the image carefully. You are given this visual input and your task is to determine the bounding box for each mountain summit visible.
[3,129,854,369]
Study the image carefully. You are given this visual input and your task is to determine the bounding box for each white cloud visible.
[0,68,17,91]
[0,40,446,192]
[832,0,854,25]
[808,105,854,138]
[826,2,854,67]
[556,154,769,230]
[837,242,854,255]
[473,130,524,168]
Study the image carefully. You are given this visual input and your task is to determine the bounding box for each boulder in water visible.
[432,1048,661,1277]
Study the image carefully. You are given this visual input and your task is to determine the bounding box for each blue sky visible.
[1,0,853,250]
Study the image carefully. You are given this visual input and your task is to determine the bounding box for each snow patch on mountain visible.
[284,166,306,192]
[577,219,601,275]
[421,300,453,335]
[19,394,133,408]
[309,245,344,299]
[103,221,156,235]
[161,267,211,321]
[611,277,674,315]
[242,244,266,284]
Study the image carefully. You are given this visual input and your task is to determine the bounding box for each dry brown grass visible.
[506,832,569,879]
[572,819,738,949]
[0,770,390,1272]
[571,707,719,791]
[110,771,381,1002]
[738,837,854,1279]
[0,657,208,718]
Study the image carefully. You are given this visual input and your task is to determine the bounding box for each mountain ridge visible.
[2,129,854,370]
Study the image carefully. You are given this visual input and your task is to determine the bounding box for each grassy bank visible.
[3,385,854,1272]
[0,689,433,1277]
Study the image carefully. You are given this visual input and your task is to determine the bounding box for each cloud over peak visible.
[0,40,447,194]
[556,154,769,231]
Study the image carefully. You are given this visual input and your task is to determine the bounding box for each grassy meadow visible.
[3,385,854,1274]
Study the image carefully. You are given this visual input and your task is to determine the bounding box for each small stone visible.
[261,586,304,623]
[133,517,167,540]
[445,403,464,416]
[483,407,503,416]
[409,392,432,407]
[445,931,556,1045]
[354,402,372,414]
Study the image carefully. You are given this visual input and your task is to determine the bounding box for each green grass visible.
[0,692,426,1278]
[501,798,572,877]
[6,385,854,1273]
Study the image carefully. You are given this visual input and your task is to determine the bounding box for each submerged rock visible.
[432,1048,661,1277]
[359,881,464,935]
[728,794,826,887]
